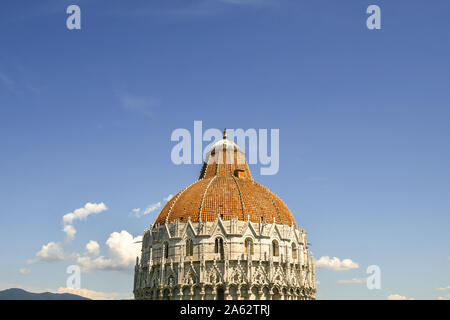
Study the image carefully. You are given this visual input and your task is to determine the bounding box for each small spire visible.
[223,128,227,139]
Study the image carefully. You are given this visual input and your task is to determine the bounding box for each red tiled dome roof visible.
[154,134,296,227]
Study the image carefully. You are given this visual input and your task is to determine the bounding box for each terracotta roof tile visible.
[154,138,296,227]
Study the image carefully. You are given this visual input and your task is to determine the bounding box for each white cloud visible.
[337,277,367,284]
[56,287,123,300]
[387,294,407,300]
[62,202,108,242]
[85,240,100,256]
[131,202,161,218]
[77,230,142,273]
[437,285,450,291]
[131,194,172,218]
[315,256,359,271]
[19,268,32,275]
[31,242,65,263]
[63,225,76,241]
[130,208,141,215]
[387,294,415,300]
[163,194,173,202]
[438,294,450,300]
[119,93,159,117]
[27,202,108,266]
[63,202,108,225]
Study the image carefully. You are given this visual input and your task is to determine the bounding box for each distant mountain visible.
[0,288,90,300]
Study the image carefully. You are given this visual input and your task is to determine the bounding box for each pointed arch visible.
[186,239,193,257]
[245,238,254,255]
[272,240,279,257]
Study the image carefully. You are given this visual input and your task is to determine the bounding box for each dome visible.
[135,130,316,301]
[154,132,296,227]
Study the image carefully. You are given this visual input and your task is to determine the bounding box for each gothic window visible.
[292,243,297,259]
[215,237,224,260]
[163,242,169,259]
[217,287,225,300]
[272,240,279,257]
[163,288,170,300]
[186,239,193,256]
[245,238,254,255]
[167,275,174,286]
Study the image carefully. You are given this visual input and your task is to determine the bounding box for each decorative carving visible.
[134,219,315,300]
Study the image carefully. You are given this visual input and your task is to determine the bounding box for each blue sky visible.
[0,0,449,299]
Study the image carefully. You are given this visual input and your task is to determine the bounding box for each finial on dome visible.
[223,128,227,139]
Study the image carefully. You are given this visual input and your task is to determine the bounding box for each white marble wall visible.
[134,217,316,300]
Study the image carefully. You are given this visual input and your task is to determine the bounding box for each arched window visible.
[186,239,193,257]
[215,237,224,259]
[167,275,174,286]
[292,243,297,259]
[216,287,225,300]
[163,288,170,300]
[272,240,279,257]
[163,242,169,259]
[245,238,254,255]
